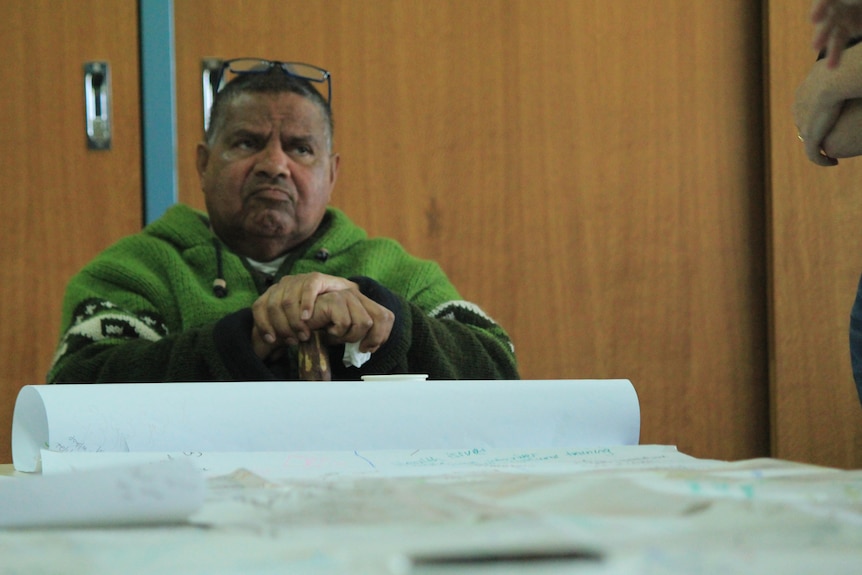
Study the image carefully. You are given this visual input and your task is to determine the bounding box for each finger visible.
[278,286,312,343]
[812,18,831,51]
[815,149,838,166]
[254,284,306,345]
[811,0,832,23]
[352,292,394,353]
[803,102,841,158]
[826,29,850,68]
[802,132,836,165]
[270,277,319,343]
[311,291,372,341]
[808,141,839,165]
[251,293,279,344]
[298,273,356,321]
[251,325,282,360]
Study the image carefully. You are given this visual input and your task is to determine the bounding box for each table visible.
[1,446,861,574]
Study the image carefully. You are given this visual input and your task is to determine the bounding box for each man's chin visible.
[247,210,293,236]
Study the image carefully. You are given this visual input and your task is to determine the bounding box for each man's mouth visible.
[249,186,293,203]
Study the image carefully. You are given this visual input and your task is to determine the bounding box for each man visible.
[48,59,519,383]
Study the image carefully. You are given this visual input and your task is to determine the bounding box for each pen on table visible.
[388,547,603,574]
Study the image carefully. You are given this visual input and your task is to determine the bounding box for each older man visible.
[49,59,518,383]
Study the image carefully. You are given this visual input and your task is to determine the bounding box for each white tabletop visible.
[1,446,860,574]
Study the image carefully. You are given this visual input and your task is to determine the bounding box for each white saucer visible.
[360,374,429,381]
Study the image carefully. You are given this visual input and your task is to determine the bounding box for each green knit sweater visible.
[48,204,519,383]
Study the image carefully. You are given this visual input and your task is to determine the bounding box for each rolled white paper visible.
[12,379,640,473]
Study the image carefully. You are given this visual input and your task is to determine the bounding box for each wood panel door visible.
[174,0,766,461]
[767,1,862,469]
[0,0,142,463]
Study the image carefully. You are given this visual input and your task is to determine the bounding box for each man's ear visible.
[196,142,210,180]
[329,153,340,186]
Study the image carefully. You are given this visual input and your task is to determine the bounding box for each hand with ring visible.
[793,37,862,165]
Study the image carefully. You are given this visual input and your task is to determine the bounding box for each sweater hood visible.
[143,204,370,297]
[144,204,368,258]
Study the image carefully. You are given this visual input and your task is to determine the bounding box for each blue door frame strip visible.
[139,0,177,225]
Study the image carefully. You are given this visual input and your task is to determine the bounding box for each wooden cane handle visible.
[297,330,332,381]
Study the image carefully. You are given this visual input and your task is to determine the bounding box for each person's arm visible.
[47,249,277,384]
[245,218,520,381]
[328,275,519,381]
[396,296,519,380]
[48,306,264,383]
[794,41,862,165]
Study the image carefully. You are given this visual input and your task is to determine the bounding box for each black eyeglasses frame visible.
[215,58,332,103]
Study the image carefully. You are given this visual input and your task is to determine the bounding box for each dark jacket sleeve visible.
[49,306,278,383]
[331,276,519,380]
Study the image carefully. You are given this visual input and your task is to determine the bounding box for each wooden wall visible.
[174,0,767,462]
[7,1,857,469]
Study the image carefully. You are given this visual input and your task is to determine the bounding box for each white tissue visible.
[343,341,371,368]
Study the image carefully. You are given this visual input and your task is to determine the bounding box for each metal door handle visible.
[201,58,224,134]
[84,62,111,150]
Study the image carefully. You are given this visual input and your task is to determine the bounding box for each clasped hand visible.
[250,272,394,360]
[794,43,862,166]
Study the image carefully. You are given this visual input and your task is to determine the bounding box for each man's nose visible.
[255,140,291,178]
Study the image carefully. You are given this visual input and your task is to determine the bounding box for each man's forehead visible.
[222,92,325,132]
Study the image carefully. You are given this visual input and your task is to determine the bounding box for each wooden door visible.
[0,0,142,463]
[173,0,766,461]
[767,1,862,469]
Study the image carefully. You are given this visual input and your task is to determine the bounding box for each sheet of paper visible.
[0,459,203,529]
[38,444,716,478]
[12,379,639,472]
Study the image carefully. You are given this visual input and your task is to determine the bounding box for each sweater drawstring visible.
[210,237,330,298]
[212,238,228,298]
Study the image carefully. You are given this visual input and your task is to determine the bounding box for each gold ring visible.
[797,133,804,142]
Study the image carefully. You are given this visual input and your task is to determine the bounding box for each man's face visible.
[196,91,339,261]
